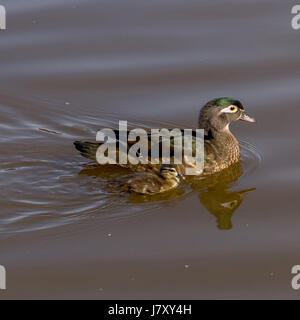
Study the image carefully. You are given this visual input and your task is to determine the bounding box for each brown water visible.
[1,0,300,299]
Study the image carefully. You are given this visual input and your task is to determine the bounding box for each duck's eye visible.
[221,105,238,113]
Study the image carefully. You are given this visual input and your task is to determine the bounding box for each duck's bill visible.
[240,113,256,123]
[178,173,186,180]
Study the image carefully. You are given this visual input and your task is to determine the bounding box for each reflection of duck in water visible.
[190,162,255,230]
[74,97,255,175]
[110,164,184,195]
[199,187,255,230]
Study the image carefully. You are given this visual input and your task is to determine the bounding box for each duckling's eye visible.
[221,105,238,113]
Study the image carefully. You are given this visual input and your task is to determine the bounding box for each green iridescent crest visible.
[214,97,237,106]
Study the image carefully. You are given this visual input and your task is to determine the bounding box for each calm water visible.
[1,0,300,299]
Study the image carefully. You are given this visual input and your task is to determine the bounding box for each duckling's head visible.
[199,97,256,133]
[160,164,184,182]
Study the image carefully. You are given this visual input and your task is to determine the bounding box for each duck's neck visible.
[209,127,240,162]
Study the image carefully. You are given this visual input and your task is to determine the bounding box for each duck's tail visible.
[73,141,100,160]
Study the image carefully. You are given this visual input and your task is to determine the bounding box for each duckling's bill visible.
[177,173,185,180]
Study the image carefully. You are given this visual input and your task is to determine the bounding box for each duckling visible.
[111,164,184,195]
[74,97,255,175]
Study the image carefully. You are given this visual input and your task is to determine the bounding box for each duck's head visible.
[160,164,185,182]
[199,97,256,133]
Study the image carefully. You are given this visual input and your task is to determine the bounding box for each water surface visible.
[1,0,300,299]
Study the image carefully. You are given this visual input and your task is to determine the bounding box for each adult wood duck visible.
[74,97,255,175]
[110,164,184,195]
